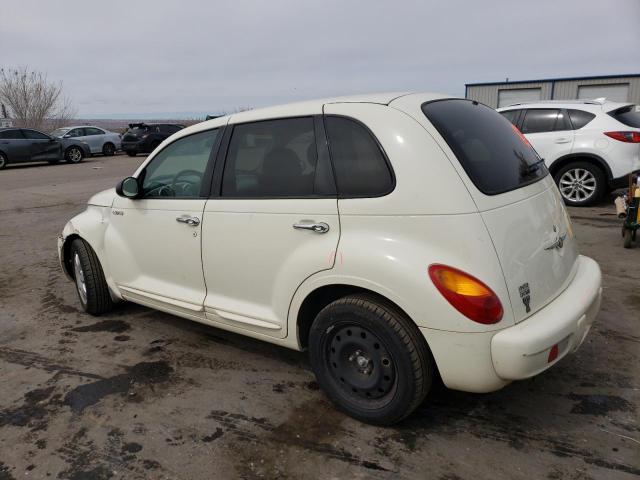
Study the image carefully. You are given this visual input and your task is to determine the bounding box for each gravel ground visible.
[0,156,638,479]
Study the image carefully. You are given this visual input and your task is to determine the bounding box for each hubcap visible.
[326,325,396,400]
[559,168,596,203]
[73,253,87,304]
[69,148,82,162]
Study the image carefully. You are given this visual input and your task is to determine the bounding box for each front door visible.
[22,129,60,161]
[105,128,221,313]
[201,116,339,337]
[520,109,574,166]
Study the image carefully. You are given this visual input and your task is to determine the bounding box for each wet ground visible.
[0,156,638,479]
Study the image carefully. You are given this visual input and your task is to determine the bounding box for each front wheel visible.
[65,146,84,164]
[554,162,605,207]
[0,152,7,169]
[309,295,433,425]
[70,239,114,315]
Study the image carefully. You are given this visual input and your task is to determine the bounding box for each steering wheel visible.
[171,169,204,196]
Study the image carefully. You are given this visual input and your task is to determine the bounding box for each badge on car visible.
[519,282,531,313]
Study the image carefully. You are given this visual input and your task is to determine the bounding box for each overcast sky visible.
[1,0,639,118]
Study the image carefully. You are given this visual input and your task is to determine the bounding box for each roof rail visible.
[502,98,610,107]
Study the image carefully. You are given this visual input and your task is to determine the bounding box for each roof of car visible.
[497,99,634,112]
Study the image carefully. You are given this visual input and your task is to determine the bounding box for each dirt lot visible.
[0,156,638,479]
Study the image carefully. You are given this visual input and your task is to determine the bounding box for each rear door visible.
[0,129,30,162]
[519,109,574,167]
[201,116,339,337]
[83,127,105,153]
[421,99,578,323]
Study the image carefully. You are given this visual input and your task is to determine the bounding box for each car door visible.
[520,109,574,167]
[22,129,60,161]
[201,116,339,338]
[104,128,222,313]
[84,127,105,153]
[0,129,30,163]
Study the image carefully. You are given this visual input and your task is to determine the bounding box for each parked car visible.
[58,93,602,425]
[51,126,121,156]
[120,123,184,156]
[0,127,91,169]
[498,100,640,206]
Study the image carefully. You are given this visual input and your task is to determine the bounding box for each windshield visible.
[51,128,70,137]
[608,105,640,128]
[422,99,547,195]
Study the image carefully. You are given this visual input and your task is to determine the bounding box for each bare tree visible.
[0,66,76,130]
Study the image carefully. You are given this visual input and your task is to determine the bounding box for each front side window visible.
[422,99,547,195]
[521,109,569,134]
[324,116,393,197]
[222,117,319,197]
[141,129,218,198]
[22,129,50,140]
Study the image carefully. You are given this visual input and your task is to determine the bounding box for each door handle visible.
[176,215,200,226]
[555,138,571,144]
[293,221,330,233]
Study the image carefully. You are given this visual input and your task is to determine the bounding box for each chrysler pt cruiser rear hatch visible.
[422,99,579,323]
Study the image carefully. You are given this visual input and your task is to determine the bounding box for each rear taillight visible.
[428,264,503,324]
[604,131,640,143]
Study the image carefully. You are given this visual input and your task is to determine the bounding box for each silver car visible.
[51,126,121,156]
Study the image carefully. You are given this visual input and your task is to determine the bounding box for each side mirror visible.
[116,177,140,198]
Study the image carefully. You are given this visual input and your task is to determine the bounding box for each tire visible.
[102,142,116,156]
[554,161,606,207]
[623,229,633,249]
[0,152,7,170]
[69,238,114,315]
[309,294,433,425]
[65,146,84,164]
[126,151,137,157]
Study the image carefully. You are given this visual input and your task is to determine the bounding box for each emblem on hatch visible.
[544,225,566,250]
[519,282,531,313]
[112,210,124,216]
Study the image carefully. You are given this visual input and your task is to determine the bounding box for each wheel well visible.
[296,284,415,350]
[103,142,115,148]
[548,154,611,180]
[62,234,81,279]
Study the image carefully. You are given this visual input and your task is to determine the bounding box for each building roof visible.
[466,73,640,87]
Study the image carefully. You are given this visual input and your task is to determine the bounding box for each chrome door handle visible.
[293,221,330,233]
[176,215,200,226]
[555,138,571,144]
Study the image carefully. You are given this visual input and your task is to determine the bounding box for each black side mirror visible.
[116,177,140,198]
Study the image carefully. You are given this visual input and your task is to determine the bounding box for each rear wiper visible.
[526,158,546,174]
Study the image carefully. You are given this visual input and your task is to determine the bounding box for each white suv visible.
[498,100,640,206]
[58,93,602,425]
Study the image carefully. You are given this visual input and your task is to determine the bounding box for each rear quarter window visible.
[568,109,596,129]
[422,99,547,195]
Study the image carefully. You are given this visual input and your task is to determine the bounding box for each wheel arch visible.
[61,233,82,279]
[548,153,612,180]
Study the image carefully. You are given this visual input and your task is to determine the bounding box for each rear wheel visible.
[70,238,114,315]
[102,142,116,156]
[554,161,605,207]
[65,146,84,164]
[309,294,433,425]
[0,152,7,169]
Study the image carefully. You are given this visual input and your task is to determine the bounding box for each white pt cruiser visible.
[59,93,602,425]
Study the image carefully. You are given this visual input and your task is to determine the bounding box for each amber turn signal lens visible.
[428,264,503,324]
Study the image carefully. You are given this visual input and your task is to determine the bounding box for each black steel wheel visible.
[309,294,433,425]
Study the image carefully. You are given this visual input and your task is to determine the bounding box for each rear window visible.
[609,105,640,128]
[422,99,547,195]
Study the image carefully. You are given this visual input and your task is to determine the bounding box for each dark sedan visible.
[0,127,92,169]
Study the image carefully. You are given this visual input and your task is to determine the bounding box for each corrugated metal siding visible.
[466,76,640,108]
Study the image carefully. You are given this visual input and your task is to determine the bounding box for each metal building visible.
[466,74,640,108]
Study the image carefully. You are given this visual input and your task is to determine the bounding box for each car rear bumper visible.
[421,255,602,393]
[491,255,601,380]
[121,140,147,153]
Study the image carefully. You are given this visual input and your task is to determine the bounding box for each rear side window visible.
[22,130,50,140]
[521,109,570,133]
[609,105,640,128]
[222,117,320,198]
[500,109,520,126]
[324,116,393,197]
[422,99,547,195]
[568,109,596,129]
[0,129,24,139]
